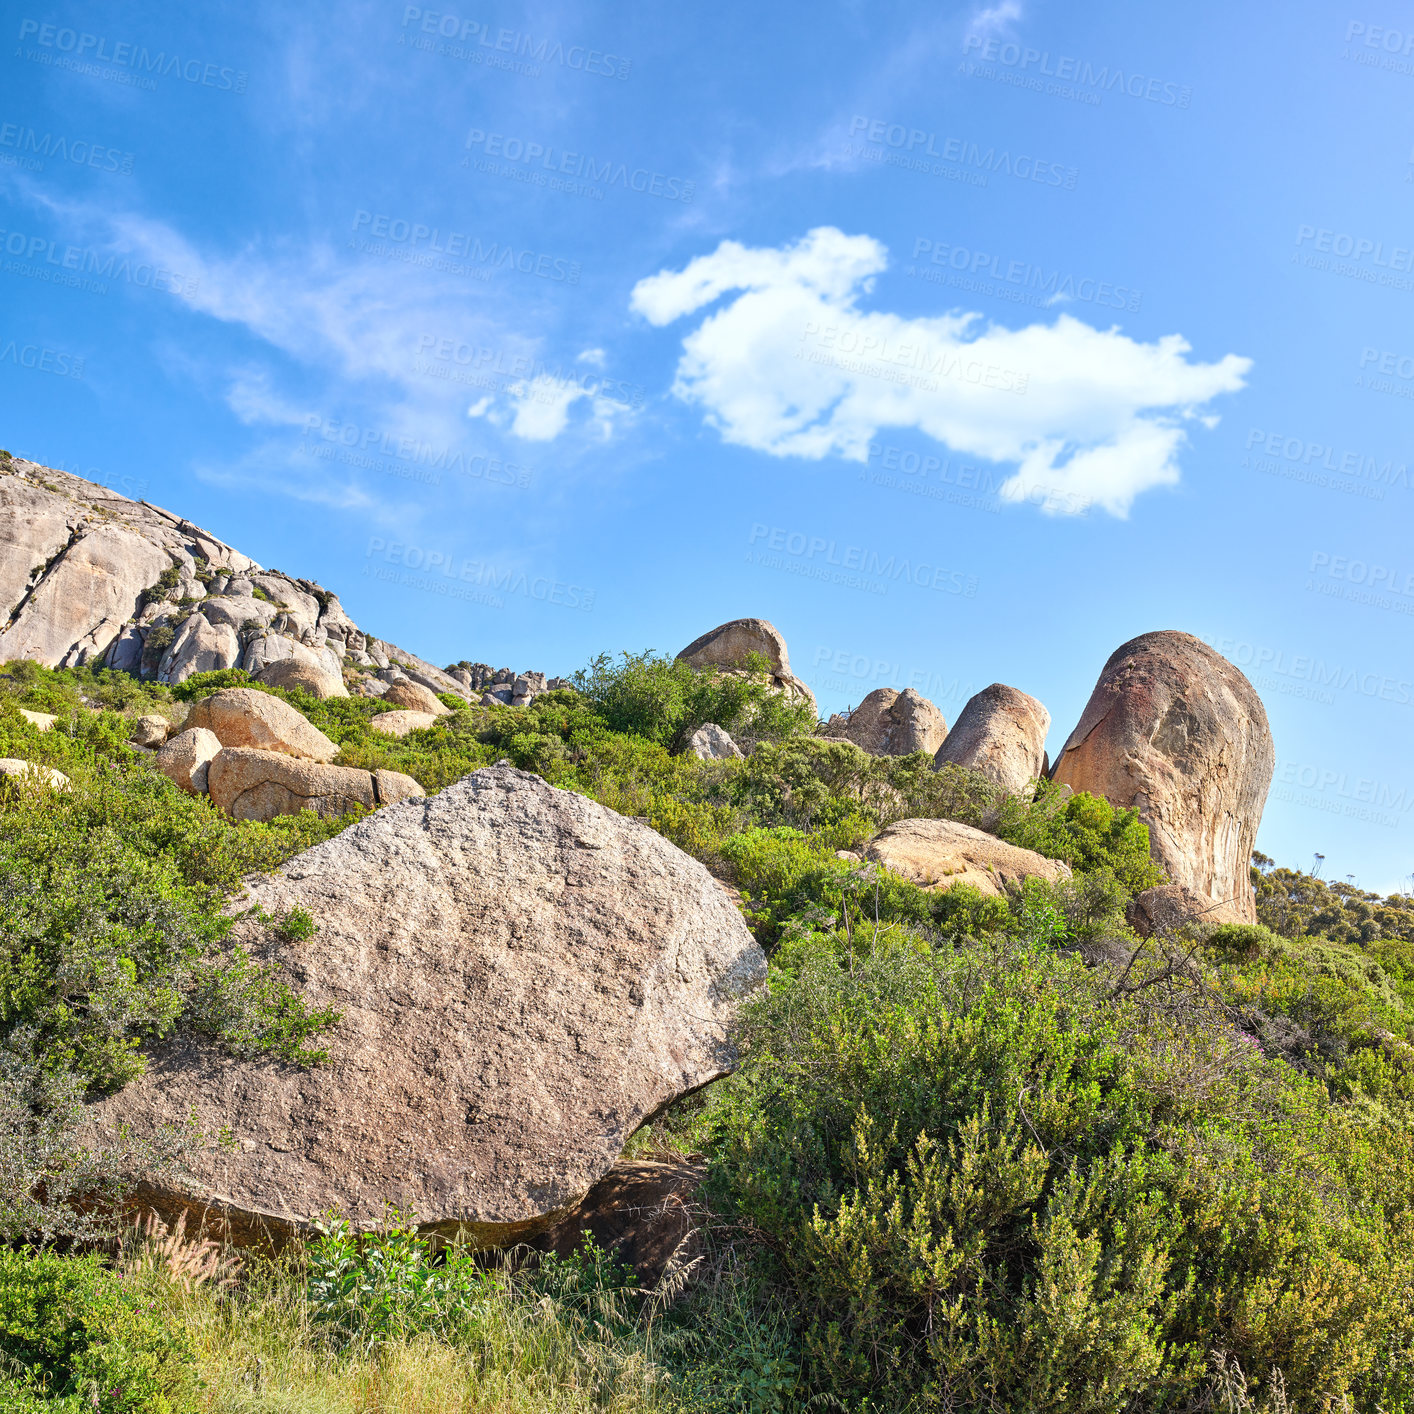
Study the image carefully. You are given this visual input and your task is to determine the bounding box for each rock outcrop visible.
[865,817,1071,897]
[370,709,439,738]
[0,759,69,791]
[207,748,422,821]
[156,727,222,795]
[0,455,468,695]
[685,724,744,761]
[533,1158,703,1286]
[187,689,338,763]
[677,618,817,717]
[1051,631,1273,923]
[381,679,448,715]
[1126,883,1247,937]
[129,714,172,748]
[255,658,347,700]
[839,687,948,757]
[934,683,1050,794]
[91,766,767,1244]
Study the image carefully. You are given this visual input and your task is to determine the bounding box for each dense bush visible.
[0,1248,195,1413]
[572,650,815,752]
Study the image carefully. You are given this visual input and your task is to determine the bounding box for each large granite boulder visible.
[370,709,439,738]
[207,748,422,821]
[841,687,947,757]
[256,657,348,700]
[934,683,1050,794]
[382,679,448,715]
[685,723,744,761]
[155,727,222,795]
[1051,631,1273,923]
[0,759,69,792]
[865,817,1071,897]
[186,689,338,763]
[91,766,767,1244]
[677,618,817,717]
[129,714,172,748]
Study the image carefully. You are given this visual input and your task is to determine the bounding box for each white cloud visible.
[577,347,607,368]
[968,0,1023,36]
[630,227,1250,517]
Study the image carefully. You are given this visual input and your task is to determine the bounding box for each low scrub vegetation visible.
[0,653,1409,1411]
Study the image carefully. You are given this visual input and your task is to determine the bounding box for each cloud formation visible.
[630,227,1250,516]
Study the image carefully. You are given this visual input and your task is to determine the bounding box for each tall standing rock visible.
[677,618,817,718]
[841,687,948,757]
[935,683,1050,794]
[90,766,767,1244]
[1051,631,1273,922]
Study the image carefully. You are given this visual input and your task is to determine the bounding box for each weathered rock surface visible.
[187,689,338,763]
[1126,883,1248,938]
[91,766,767,1243]
[677,618,817,717]
[533,1158,703,1287]
[841,687,948,757]
[255,657,348,700]
[19,709,56,732]
[685,723,744,761]
[934,683,1050,794]
[0,456,466,695]
[158,612,241,684]
[382,679,448,715]
[156,728,222,795]
[1051,631,1273,923]
[130,714,172,748]
[207,748,422,821]
[0,759,69,791]
[370,709,439,738]
[865,817,1071,897]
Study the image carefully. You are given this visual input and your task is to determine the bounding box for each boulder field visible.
[0,453,1288,1259]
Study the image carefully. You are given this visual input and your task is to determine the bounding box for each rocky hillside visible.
[0,451,502,701]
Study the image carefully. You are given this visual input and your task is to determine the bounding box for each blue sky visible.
[3,0,1413,890]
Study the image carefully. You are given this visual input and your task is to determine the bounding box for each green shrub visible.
[0,1248,195,1413]
[704,929,1414,1411]
[572,650,814,752]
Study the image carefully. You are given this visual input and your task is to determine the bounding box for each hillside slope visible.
[0,451,463,695]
